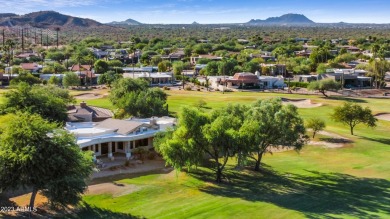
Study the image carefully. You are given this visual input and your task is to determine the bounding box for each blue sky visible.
[1,0,389,24]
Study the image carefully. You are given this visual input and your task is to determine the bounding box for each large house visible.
[65,117,176,159]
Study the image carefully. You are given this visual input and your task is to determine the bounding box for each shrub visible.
[184,85,192,91]
[146,151,156,160]
[286,81,309,88]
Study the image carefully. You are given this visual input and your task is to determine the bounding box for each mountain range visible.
[0,11,388,30]
[247,13,315,25]
[107,18,142,26]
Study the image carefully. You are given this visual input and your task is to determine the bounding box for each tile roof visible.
[20,63,39,70]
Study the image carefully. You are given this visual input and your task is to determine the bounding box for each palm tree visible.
[371,44,380,58]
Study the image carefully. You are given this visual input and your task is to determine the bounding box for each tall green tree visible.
[332,102,377,135]
[1,83,72,123]
[98,70,123,87]
[94,60,109,74]
[240,98,307,171]
[0,113,93,210]
[156,105,247,183]
[110,78,167,118]
[62,72,81,88]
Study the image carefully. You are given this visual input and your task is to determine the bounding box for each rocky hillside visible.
[0,11,104,29]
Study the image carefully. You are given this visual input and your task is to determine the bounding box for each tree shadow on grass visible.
[59,203,144,219]
[190,165,390,219]
[325,96,368,103]
[359,136,390,146]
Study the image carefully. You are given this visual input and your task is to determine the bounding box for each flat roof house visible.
[190,54,222,65]
[123,72,174,86]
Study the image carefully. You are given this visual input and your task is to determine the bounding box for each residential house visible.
[67,101,114,122]
[195,64,207,75]
[20,63,42,73]
[70,64,97,85]
[320,72,371,88]
[261,64,287,76]
[161,49,185,62]
[123,72,174,86]
[15,52,39,60]
[65,117,176,159]
[92,48,109,59]
[190,54,222,65]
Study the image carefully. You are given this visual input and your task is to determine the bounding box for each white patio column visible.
[115,142,118,152]
[98,143,102,156]
[125,141,131,160]
[108,142,113,160]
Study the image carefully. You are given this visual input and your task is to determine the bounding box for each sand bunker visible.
[74,93,104,100]
[309,131,352,148]
[281,98,322,108]
[86,183,142,197]
[375,113,390,121]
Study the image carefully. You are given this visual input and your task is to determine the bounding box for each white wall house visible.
[123,72,174,86]
[66,117,176,160]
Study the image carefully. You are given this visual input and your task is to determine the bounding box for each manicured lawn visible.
[1,88,389,218]
[80,90,390,219]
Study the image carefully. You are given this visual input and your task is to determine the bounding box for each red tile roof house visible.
[70,64,98,85]
[20,63,42,73]
[222,73,261,88]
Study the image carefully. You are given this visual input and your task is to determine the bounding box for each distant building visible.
[20,63,42,73]
[70,64,97,85]
[190,54,222,65]
[123,72,174,86]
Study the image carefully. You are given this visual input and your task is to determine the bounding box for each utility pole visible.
[40,29,43,47]
[21,28,24,51]
[2,29,4,49]
[55,27,60,48]
[46,34,49,49]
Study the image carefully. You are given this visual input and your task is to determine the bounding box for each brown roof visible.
[225,72,260,84]
[20,63,38,70]
[96,118,144,135]
[67,103,113,122]
[71,65,92,71]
